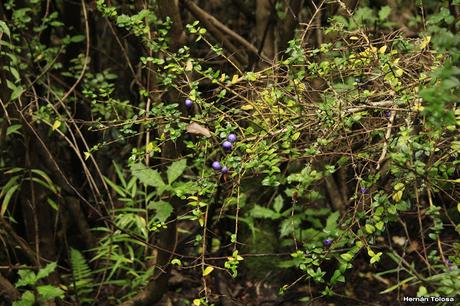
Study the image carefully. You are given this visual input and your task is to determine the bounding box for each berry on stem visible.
[221,166,229,174]
[212,161,222,171]
[222,141,233,150]
[227,133,237,143]
[323,238,333,247]
[185,98,193,108]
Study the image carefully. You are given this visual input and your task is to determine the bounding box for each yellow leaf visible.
[365,224,375,234]
[392,190,403,202]
[193,299,201,306]
[420,36,431,49]
[457,203,460,213]
[291,132,300,141]
[413,101,424,112]
[84,152,91,160]
[185,60,193,71]
[350,36,359,40]
[379,45,387,54]
[220,73,226,82]
[241,104,254,111]
[146,142,154,152]
[52,120,61,131]
[202,266,214,276]
[368,248,376,257]
[231,74,239,84]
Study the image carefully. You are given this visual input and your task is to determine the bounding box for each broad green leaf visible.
[325,211,340,234]
[16,270,37,287]
[378,6,391,20]
[280,217,301,237]
[130,163,165,190]
[167,159,187,184]
[10,86,24,101]
[37,285,65,300]
[36,262,57,280]
[250,205,279,219]
[12,291,35,306]
[148,200,173,223]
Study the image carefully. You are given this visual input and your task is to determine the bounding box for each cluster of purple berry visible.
[212,133,237,173]
[184,97,236,174]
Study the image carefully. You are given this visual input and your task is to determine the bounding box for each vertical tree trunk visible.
[256,0,276,67]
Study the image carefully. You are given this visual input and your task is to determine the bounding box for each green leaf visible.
[36,262,57,280]
[16,270,37,287]
[171,259,182,266]
[167,159,187,184]
[12,291,35,306]
[148,200,173,223]
[103,176,126,197]
[370,252,382,264]
[6,124,22,136]
[365,223,375,234]
[10,86,24,101]
[273,195,283,213]
[0,20,11,37]
[37,285,65,300]
[250,205,279,219]
[378,6,391,20]
[130,163,165,191]
[279,217,301,238]
[1,183,19,217]
[31,169,58,194]
[325,211,340,234]
[417,286,428,297]
[340,253,353,262]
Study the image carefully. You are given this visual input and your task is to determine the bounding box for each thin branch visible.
[182,0,248,67]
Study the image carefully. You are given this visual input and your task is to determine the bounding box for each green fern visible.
[70,248,94,304]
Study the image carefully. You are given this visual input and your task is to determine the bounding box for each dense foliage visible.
[1,0,459,305]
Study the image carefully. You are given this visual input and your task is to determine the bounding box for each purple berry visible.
[360,187,367,194]
[221,166,229,174]
[323,238,333,247]
[385,111,391,118]
[185,98,193,108]
[227,133,237,143]
[212,161,222,171]
[222,141,233,150]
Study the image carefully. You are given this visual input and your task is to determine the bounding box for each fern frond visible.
[70,248,94,303]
